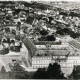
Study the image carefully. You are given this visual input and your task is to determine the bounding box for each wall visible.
[32,56,52,69]
[32,56,80,75]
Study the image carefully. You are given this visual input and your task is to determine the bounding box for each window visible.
[55,56,57,58]
[60,56,64,58]
[38,58,39,59]
[48,57,50,59]
[63,56,65,58]
[39,46,41,47]
[42,57,44,59]
[71,57,74,59]
[44,61,46,63]
[63,64,66,67]
[74,61,77,63]
[40,58,42,59]
[53,56,55,58]
[68,57,72,59]
[33,66,34,68]
[77,57,79,59]
[12,59,16,62]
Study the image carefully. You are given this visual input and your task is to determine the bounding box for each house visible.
[3,25,17,31]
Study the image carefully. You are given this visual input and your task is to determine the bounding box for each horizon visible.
[1,0,80,2]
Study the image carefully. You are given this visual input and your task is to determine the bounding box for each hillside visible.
[0,1,52,10]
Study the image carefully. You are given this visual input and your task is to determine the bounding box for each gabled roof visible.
[22,38,37,57]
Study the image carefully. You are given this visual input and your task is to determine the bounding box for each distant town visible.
[0,1,80,79]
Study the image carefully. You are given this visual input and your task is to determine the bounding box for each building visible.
[21,37,80,76]
[3,25,17,31]
[32,41,70,69]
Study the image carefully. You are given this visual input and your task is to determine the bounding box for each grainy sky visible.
[0,0,80,2]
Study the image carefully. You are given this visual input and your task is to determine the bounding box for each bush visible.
[33,63,66,79]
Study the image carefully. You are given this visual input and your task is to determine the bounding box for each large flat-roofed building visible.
[22,38,80,75]
[22,39,70,68]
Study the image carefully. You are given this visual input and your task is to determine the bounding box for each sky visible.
[1,0,80,2]
[12,0,80,2]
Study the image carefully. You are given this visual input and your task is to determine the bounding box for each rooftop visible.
[22,38,37,57]
[34,41,62,45]
[69,40,80,50]
[35,50,70,56]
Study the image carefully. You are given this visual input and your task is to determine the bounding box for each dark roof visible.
[0,48,9,55]
[22,38,37,57]
[34,41,61,45]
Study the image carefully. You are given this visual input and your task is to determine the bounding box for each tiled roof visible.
[69,40,80,49]
[22,38,37,57]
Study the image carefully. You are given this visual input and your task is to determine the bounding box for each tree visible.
[40,30,48,35]
[33,68,47,79]
[11,40,15,44]
[56,27,62,30]
[19,42,22,48]
[3,39,7,43]
[17,22,21,26]
[23,28,28,34]
[5,28,10,33]
[46,35,56,41]
[71,65,80,79]
[1,66,6,74]
[56,28,72,35]
[10,62,29,79]
[11,29,16,35]
[33,63,66,79]
[0,66,6,78]
[56,29,65,35]
[47,63,65,79]
[15,35,20,41]
[38,36,46,41]
[6,15,11,20]
[17,22,21,30]
[70,31,80,39]
[14,9,20,15]
[7,38,10,44]
[62,28,70,35]
[26,16,34,24]
[59,12,68,16]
